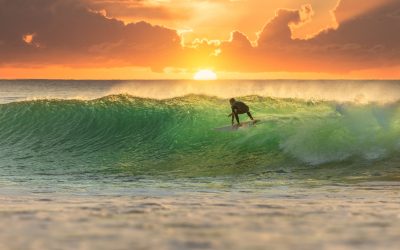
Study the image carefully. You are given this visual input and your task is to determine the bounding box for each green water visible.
[0,94,399,185]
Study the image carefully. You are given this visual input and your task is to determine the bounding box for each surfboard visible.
[214,119,261,131]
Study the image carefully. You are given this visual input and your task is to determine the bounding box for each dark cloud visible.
[258,5,313,46]
[218,0,400,73]
[0,0,182,69]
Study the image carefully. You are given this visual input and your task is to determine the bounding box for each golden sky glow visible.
[0,0,399,79]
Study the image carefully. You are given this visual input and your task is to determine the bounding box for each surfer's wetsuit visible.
[230,100,254,125]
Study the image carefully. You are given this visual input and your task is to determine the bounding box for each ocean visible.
[0,80,399,250]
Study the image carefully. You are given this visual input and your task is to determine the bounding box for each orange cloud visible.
[85,0,190,21]
[334,0,394,24]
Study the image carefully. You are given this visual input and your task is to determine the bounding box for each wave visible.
[1,94,400,178]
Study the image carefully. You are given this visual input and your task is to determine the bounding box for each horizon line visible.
[1,78,399,81]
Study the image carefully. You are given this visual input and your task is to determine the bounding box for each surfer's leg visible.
[247,112,254,120]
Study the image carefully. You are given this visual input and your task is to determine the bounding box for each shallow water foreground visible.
[0,183,399,250]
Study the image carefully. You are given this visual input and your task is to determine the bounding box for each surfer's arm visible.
[228,113,234,125]
[231,108,240,125]
[234,113,240,124]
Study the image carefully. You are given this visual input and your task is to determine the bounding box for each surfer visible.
[228,98,254,126]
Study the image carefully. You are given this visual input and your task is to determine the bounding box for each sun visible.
[193,69,217,80]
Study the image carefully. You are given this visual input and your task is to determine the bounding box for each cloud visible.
[0,0,182,70]
[257,5,314,46]
[217,0,400,73]
[0,0,399,76]
[84,0,190,21]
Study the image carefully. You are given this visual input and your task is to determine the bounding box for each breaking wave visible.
[1,94,400,178]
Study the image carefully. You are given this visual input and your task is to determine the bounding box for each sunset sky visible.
[1,0,400,79]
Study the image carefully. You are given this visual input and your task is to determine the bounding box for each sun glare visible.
[193,69,217,80]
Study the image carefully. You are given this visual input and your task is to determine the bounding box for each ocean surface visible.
[0,80,399,250]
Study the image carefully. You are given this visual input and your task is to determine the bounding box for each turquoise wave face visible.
[1,95,400,180]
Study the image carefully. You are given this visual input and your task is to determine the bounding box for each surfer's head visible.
[229,98,236,105]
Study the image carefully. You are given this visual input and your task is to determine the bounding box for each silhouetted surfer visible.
[229,98,254,126]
